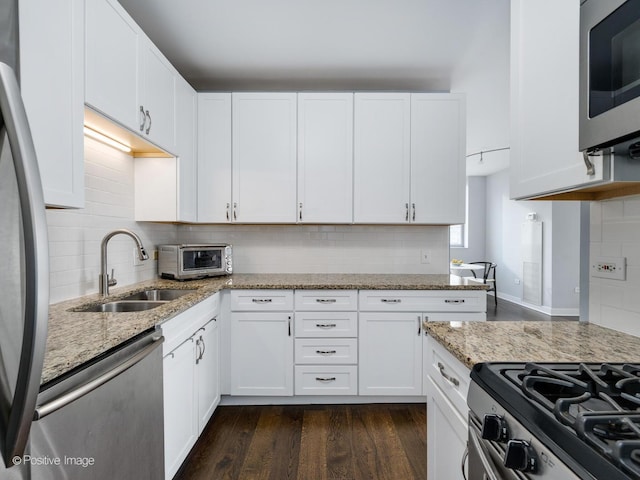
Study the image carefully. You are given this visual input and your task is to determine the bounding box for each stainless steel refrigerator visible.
[0,0,50,477]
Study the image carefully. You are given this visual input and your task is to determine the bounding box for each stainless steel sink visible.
[121,289,196,301]
[77,301,168,313]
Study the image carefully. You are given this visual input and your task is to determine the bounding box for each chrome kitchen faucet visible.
[99,229,149,296]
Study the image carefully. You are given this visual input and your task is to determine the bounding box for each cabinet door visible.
[19,0,84,208]
[85,0,140,133]
[139,37,176,151]
[426,377,468,480]
[232,93,297,223]
[197,93,232,223]
[510,0,603,199]
[354,93,411,223]
[410,94,466,224]
[176,77,197,222]
[196,318,220,432]
[163,339,197,480]
[230,312,294,396]
[359,312,423,395]
[297,93,353,223]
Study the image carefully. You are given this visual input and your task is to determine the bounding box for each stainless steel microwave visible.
[158,244,232,280]
[580,0,640,152]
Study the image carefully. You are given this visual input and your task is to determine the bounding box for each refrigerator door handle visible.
[0,62,50,463]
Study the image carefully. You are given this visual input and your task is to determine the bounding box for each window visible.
[449,182,469,248]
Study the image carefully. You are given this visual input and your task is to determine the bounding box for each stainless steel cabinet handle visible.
[438,362,460,387]
[233,202,237,221]
[412,203,416,221]
[445,299,465,304]
[381,298,401,304]
[200,335,206,360]
[316,350,337,355]
[461,447,469,480]
[145,110,152,135]
[316,298,337,304]
[315,377,336,382]
[405,203,409,221]
[35,337,165,419]
[316,323,337,328]
[299,202,303,221]
[139,105,146,131]
[417,315,421,336]
[226,203,230,221]
[252,298,273,303]
[288,316,292,336]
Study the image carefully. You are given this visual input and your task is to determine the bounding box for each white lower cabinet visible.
[230,290,294,396]
[162,294,220,480]
[424,335,471,480]
[359,312,423,395]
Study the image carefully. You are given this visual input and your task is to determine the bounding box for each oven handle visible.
[461,446,469,480]
[468,423,502,480]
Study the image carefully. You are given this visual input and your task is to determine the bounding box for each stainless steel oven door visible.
[580,0,640,150]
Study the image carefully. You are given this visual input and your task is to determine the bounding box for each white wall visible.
[177,224,450,274]
[46,138,177,303]
[589,195,640,337]
[485,169,580,314]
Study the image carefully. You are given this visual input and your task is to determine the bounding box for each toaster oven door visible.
[180,247,223,275]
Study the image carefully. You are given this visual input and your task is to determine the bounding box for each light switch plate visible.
[591,256,626,280]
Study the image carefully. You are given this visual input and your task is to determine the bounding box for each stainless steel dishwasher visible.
[25,329,165,480]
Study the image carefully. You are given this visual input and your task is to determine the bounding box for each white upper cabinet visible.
[175,77,197,222]
[354,93,411,223]
[509,0,601,200]
[139,37,176,151]
[19,0,84,208]
[85,0,177,153]
[297,93,354,223]
[232,93,297,223]
[197,93,232,223]
[410,93,466,224]
[85,0,140,133]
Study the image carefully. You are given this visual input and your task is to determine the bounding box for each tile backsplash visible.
[46,139,176,303]
[590,194,640,337]
[47,139,449,303]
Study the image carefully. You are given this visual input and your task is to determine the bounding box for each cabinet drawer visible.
[359,290,486,312]
[294,366,358,395]
[295,338,357,364]
[295,312,358,338]
[230,290,293,311]
[294,290,357,311]
[425,336,470,416]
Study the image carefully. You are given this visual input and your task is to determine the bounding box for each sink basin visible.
[121,289,197,301]
[78,300,168,313]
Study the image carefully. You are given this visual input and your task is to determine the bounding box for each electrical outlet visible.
[591,256,626,280]
[420,250,431,264]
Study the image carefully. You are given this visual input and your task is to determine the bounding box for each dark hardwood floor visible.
[486,295,578,322]
[176,403,427,480]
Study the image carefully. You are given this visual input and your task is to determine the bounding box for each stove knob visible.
[504,439,538,473]
[481,414,508,442]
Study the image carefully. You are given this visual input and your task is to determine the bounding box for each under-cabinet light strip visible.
[83,126,132,153]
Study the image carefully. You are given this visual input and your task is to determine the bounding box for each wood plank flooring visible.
[176,404,427,480]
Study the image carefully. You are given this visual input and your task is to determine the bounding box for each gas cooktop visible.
[471,362,640,480]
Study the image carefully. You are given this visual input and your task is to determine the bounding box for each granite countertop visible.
[425,321,640,369]
[43,273,485,385]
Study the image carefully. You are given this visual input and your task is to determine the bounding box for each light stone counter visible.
[43,273,486,385]
[425,320,640,369]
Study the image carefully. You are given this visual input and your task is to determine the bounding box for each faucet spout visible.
[99,229,149,296]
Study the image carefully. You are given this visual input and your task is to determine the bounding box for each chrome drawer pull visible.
[438,362,460,387]
[444,299,465,304]
[315,377,336,382]
[316,350,337,355]
[381,298,401,303]
[316,298,337,304]
[316,323,337,328]
[252,298,273,303]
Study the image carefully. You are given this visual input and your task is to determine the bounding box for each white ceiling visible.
[118,0,511,174]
